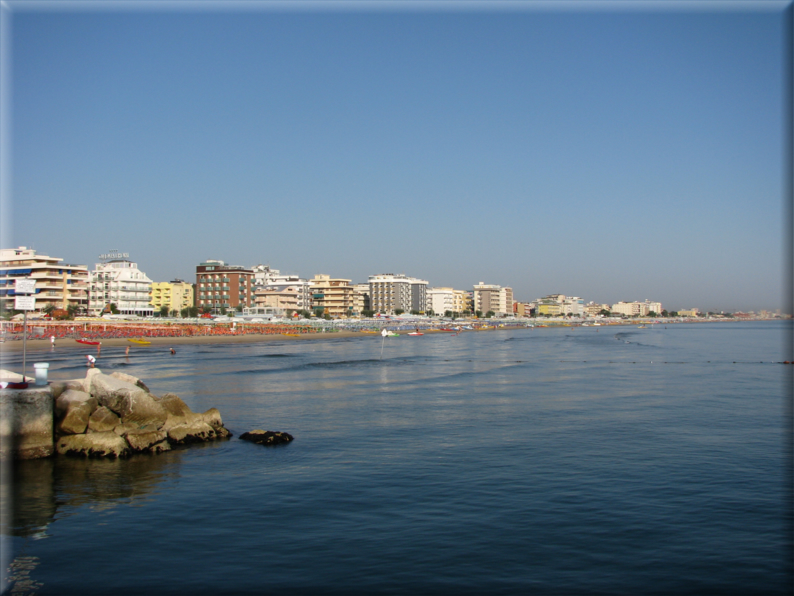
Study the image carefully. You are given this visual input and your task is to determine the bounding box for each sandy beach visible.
[0,329,471,352]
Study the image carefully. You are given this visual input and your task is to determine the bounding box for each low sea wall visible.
[0,385,55,460]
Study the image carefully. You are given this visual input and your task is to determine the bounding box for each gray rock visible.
[167,420,216,444]
[55,389,98,418]
[117,393,168,429]
[64,379,86,393]
[109,371,150,393]
[56,402,93,435]
[87,406,120,433]
[239,430,294,446]
[201,407,224,430]
[125,429,167,451]
[160,393,193,417]
[88,373,148,414]
[56,431,130,458]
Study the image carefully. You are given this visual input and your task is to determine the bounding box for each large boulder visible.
[125,429,167,452]
[117,393,168,429]
[167,421,217,444]
[160,393,193,417]
[56,432,130,458]
[89,373,149,414]
[239,430,294,446]
[109,371,150,393]
[55,389,98,419]
[87,406,120,433]
[56,401,96,436]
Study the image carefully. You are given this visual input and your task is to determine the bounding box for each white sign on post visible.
[14,279,36,294]
[15,296,36,311]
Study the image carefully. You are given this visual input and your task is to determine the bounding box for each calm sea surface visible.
[2,321,791,595]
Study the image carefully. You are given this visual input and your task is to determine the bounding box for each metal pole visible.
[22,309,27,382]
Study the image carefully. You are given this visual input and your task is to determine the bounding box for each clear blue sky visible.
[3,2,788,312]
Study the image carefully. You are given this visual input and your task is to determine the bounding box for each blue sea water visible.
[2,322,791,595]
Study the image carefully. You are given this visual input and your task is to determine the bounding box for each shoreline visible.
[0,318,776,353]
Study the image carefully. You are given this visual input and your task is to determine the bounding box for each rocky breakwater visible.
[53,369,231,458]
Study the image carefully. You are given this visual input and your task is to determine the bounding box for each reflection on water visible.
[5,448,190,539]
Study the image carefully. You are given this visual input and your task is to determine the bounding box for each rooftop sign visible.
[99,250,130,260]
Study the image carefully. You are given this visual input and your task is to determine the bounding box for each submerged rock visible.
[240,430,294,446]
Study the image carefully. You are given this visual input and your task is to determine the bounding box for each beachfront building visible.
[88,251,153,316]
[584,302,611,317]
[309,274,355,317]
[352,283,370,315]
[678,308,699,317]
[150,280,194,314]
[426,287,454,315]
[0,246,89,314]
[611,300,663,317]
[251,265,311,311]
[533,294,584,317]
[473,283,514,316]
[368,273,429,314]
[195,260,254,313]
[514,302,534,317]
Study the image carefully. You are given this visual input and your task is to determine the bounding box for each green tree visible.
[66,304,81,319]
[109,303,119,314]
[42,304,56,316]
[444,310,453,318]
[220,306,228,315]
[236,304,243,312]
[486,310,495,318]
[670,311,678,317]
[201,305,212,315]
[475,310,482,318]
[661,310,669,317]
[159,305,170,317]
[426,309,434,316]
[170,309,179,318]
[395,309,404,315]
[599,309,611,316]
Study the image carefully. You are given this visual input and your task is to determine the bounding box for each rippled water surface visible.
[2,322,790,595]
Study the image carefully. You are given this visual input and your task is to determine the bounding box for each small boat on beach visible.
[282,333,300,337]
[408,332,424,336]
[76,339,101,345]
[128,339,151,345]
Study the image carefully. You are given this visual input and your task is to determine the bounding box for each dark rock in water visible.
[240,430,294,446]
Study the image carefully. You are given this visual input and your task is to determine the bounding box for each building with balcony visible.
[0,246,89,314]
[352,283,370,315]
[88,252,153,316]
[150,280,194,313]
[473,282,514,316]
[309,274,355,317]
[195,260,254,312]
[369,273,428,314]
[251,265,311,311]
[610,300,663,317]
[426,287,454,315]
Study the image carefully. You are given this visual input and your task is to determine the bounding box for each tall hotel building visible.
[0,246,89,314]
[369,273,428,314]
[88,251,153,316]
[473,282,514,316]
[195,260,254,312]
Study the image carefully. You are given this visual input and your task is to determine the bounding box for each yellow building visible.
[150,280,194,313]
[537,303,563,316]
[310,274,354,317]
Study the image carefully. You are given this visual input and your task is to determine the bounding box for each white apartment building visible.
[369,273,428,314]
[611,300,663,317]
[89,252,153,316]
[473,282,514,316]
[426,287,455,315]
[251,265,311,311]
[0,246,89,314]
